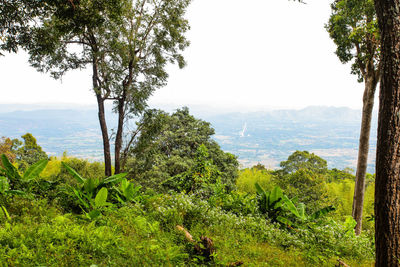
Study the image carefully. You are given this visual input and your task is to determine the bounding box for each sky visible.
[0,0,372,112]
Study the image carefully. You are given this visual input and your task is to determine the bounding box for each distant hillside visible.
[0,105,378,173]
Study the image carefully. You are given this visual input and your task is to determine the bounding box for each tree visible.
[326,0,380,235]
[374,0,400,265]
[0,137,15,164]
[28,0,191,176]
[124,108,239,192]
[12,133,48,171]
[0,0,47,55]
[279,150,328,175]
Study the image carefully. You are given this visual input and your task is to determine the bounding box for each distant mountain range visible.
[0,104,378,173]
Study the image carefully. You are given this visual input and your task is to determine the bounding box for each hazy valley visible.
[0,104,377,173]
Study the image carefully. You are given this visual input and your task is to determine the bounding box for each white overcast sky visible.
[0,0,371,111]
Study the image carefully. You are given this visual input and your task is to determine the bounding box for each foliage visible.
[0,154,48,219]
[279,150,328,175]
[326,0,379,82]
[163,144,221,196]
[237,168,275,194]
[255,183,335,227]
[126,108,239,192]
[12,133,48,172]
[61,162,126,219]
[327,168,355,182]
[0,0,51,55]
[274,169,329,212]
[0,137,15,165]
[0,154,375,266]
[113,178,142,204]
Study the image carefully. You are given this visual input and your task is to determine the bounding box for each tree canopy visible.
[326,0,379,82]
[125,108,239,192]
[279,150,328,175]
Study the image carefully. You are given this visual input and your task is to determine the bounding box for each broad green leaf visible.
[0,176,9,193]
[254,182,266,195]
[61,162,85,184]
[84,178,98,196]
[1,154,21,180]
[270,186,283,204]
[72,188,89,209]
[1,206,10,221]
[297,202,307,221]
[343,216,357,234]
[95,187,108,208]
[120,178,128,191]
[102,173,128,185]
[23,159,48,181]
[310,205,336,221]
[125,183,140,201]
[87,210,101,220]
[282,195,301,218]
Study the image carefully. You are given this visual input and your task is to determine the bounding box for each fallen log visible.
[336,259,351,267]
[176,225,215,262]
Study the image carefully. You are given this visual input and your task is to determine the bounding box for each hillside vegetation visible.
[0,131,375,266]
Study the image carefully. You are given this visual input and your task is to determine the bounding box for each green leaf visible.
[1,206,10,221]
[102,173,128,185]
[61,162,85,184]
[72,188,89,209]
[282,195,301,218]
[23,159,48,181]
[0,176,9,193]
[95,187,108,208]
[309,205,336,221]
[0,166,5,175]
[297,202,307,221]
[255,182,266,195]
[84,178,98,196]
[269,186,283,206]
[1,154,21,180]
[86,210,101,220]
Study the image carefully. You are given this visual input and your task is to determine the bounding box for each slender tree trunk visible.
[93,63,112,177]
[352,75,378,236]
[374,0,400,265]
[114,97,125,174]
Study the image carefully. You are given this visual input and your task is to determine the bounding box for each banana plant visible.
[61,162,127,219]
[255,183,335,227]
[0,154,48,220]
[0,154,48,184]
[255,183,286,223]
[113,178,142,204]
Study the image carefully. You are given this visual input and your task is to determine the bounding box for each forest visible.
[1,0,400,266]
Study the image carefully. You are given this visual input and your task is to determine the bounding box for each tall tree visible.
[28,0,191,176]
[326,0,380,235]
[124,108,239,192]
[374,0,400,265]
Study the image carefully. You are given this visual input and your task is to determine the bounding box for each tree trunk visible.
[96,95,112,177]
[374,0,400,265]
[114,98,125,174]
[352,75,377,236]
[93,62,112,177]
